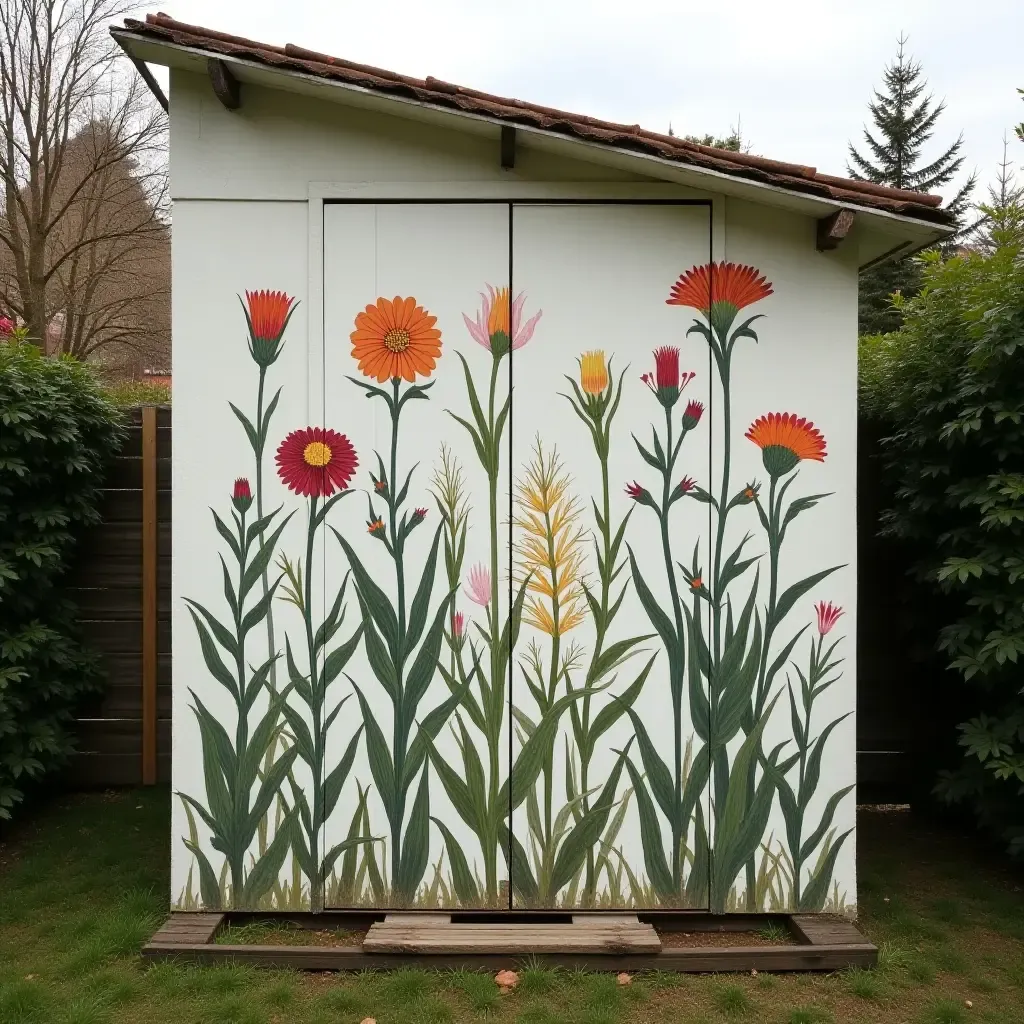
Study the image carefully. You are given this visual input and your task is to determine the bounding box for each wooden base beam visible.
[142,912,876,973]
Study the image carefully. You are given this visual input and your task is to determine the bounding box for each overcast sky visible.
[141,0,1024,203]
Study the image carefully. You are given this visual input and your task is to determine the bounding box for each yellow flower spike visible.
[580,350,609,396]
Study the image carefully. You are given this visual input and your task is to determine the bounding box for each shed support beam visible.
[500,126,516,169]
[816,208,856,252]
[208,58,241,110]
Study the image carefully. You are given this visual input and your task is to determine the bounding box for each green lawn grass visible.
[1,792,1023,1023]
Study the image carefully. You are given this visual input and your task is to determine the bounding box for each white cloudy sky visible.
[138,0,1023,202]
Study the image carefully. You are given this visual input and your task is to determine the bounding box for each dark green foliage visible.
[0,338,125,819]
[860,210,1024,856]
[849,36,975,334]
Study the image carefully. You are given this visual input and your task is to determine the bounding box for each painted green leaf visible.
[623,756,675,902]
[586,655,655,760]
[431,816,480,906]
[778,776,801,860]
[772,565,843,627]
[550,747,630,896]
[187,607,239,699]
[242,808,296,906]
[503,687,592,811]
[799,828,853,911]
[627,545,680,675]
[403,677,469,786]
[322,836,375,885]
[351,683,397,821]
[404,525,443,658]
[340,783,370,897]
[588,633,654,685]
[716,611,763,744]
[183,838,222,909]
[314,577,348,653]
[245,746,299,842]
[322,624,364,689]
[239,579,280,638]
[679,741,710,831]
[624,706,676,821]
[334,531,400,656]
[801,784,854,861]
[711,693,780,910]
[240,516,293,601]
[323,725,364,820]
[229,401,259,452]
[803,712,853,807]
[684,801,710,906]
[190,694,235,834]
[238,692,289,793]
[501,829,538,905]
[402,591,454,721]
[683,605,711,743]
[424,733,480,835]
[359,613,399,704]
[397,763,431,899]
[212,510,242,562]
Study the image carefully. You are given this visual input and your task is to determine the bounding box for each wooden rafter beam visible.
[130,57,168,114]
[500,126,516,169]
[816,208,856,252]
[208,58,241,110]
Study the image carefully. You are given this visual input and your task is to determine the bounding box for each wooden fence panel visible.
[66,406,171,787]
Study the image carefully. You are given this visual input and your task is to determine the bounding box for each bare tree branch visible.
[0,0,168,370]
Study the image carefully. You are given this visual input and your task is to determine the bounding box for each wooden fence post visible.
[141,406,158,785]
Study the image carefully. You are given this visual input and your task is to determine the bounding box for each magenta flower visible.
[232,477,253,513]
[463,285,542,358]
[815,601,843,636]
[465,563,492,607]
[452,611,465,639]
[0,316,14,337]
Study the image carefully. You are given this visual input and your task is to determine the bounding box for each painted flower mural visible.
[177,257,852,917]
[351,295,442,382]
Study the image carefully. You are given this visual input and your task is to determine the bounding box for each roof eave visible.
[113,27,953,263]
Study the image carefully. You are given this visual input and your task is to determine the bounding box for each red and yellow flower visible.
[745,412,826,478]
[351,296,442,383]
[242,290,297,366]
[276,426,358,498]
[580,350,609,396]
[666,262,773,336]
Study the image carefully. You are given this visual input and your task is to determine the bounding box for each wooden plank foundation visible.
[142,911,876,972]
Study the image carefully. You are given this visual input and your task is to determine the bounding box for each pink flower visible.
[815,601,843,636]
[462,286,542,357]
[413,507,428,521]
[678,477,696,493]
[625,481,646,500]
[452,611,465,639]
[0,316,14,337]
[465,563,492,607]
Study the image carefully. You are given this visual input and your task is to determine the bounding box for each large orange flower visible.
[668,262,773,312]
[350,296,442,383]
[746,412,826,478]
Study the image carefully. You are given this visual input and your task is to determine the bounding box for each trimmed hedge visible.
[0,338,126,819]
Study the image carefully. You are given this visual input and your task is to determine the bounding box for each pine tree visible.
[849,36,976,334]
[974,137,1024,254]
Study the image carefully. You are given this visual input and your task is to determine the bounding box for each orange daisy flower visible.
[745,412,826,478]
[350,296,442,383]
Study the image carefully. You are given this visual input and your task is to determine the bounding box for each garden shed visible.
[113,13,952,929]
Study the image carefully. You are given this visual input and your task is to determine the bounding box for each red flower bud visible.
[232,477,252,513]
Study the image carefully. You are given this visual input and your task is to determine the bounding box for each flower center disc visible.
[303,441,332,467]
[384,328,411,353]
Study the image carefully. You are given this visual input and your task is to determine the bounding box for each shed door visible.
[323,203,513,909]
[509,203,712,909]
[321,200,712,911]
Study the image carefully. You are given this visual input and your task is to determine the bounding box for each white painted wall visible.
[169,69,859,914]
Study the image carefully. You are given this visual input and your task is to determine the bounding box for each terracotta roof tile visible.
[116,13,952,226]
